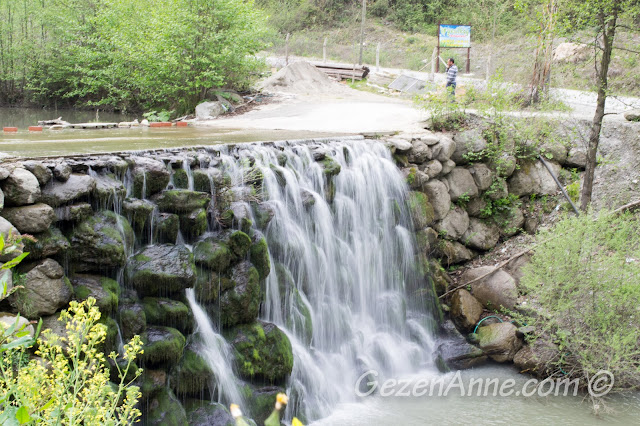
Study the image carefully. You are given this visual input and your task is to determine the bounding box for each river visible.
[0,107,341,157]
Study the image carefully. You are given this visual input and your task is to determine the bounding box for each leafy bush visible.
[520,210,640,391]
[0,298,143,425]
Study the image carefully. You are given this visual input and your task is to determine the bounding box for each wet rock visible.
[53,162,72,181]
[230,202,253,233]
[1,203,55,233]
[244,385,285,425]
[421,180,451,221]
[146,388,188,426]
[513,338,560,377]
[140,326,186,367]
[452,129,487,164]
[461,218,500,251]
[434,136,456,162]
[185,400,234,426]
[434,206,469,240]
[155,213,180,243]
[508,160,561,197]
[130,157,171,198]
[128,244,196,297]
[477,322,523,363]
[404,167,427,190]
[41,174,96,207]
[436,320,487,369]
[434,240,474,265]
[171,344,214,397]
[407,139,432,164]
[450,289,484,332]
[387,136,412,153]
[445,167,479,201]
[468,163,493,191]
[219,261,262,326]
[139,369,167,396]
[408,191,435,230]
[462,266,517,311]
[69,211,134,272]
[71,274,120,315]
[226,321,293,383]
[123,198,156,234]
[119,302,146,341]
[250,235,271,280]
[143,297,192,334]
[154,190,211,213]
[194,238,232,272]
[10,259,72,319]
[179,208,207,239]
[0,217,23,262]
[93,173,126,203]
[415,227,438,256]
[22,161,52,186]
[1,167,41,206]
[194,268,233,303]
[320,156,341,177]
[55,202,93,222]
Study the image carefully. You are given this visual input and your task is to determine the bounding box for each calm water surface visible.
[0,107,342,157]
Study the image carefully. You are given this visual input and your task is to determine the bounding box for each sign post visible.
[437,24,471,73]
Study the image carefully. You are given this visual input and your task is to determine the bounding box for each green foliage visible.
[520,210,640,390]
[0,298,143,425]
[142,110,174,122]
[1,0,268,113]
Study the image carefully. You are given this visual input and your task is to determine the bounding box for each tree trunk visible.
[580,8,619,211]
[528,0,558,105]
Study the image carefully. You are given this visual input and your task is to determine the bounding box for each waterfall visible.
[218,139,437,422]
[185,288,246,410]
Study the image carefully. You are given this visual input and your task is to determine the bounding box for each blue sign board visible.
[439,25,471,48]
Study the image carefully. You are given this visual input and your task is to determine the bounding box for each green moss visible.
[142,297,192,334]
[320,156,341,177]
[140,326,186,367]
[220,263,261,326]
[219,209,234,228]
[249,237,270,280]
[225,321,293,383]
[194,268,233,303]
[155,213,180,243]
[393,153,409,167]
[173,169,189,189]
[98,316,119,355]
[241,385,286,426]
[179,208,207,238]
[405,166,418,187]
[155,190,211,213]
[193,240,232,272]
[171,347,214,396]
[192,170,213,193]
[408,191,435,229]
[118,303,146,341]
[146,388,188,426]
[229,230,252,259]
[23,227,70,260]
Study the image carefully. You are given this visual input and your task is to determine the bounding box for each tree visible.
[527,0,559,105]
[559,0,640,210]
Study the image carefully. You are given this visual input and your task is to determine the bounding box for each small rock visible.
[434,206,469,240]
[1,168,41,206]
[445,168,479,201]
[22,161,53,186]
[468,163,493,191]
[41,174,96,207]
[461,266,518,310]
[624,109,640,122]
[477,322,523,362]
[452,129,487,164]
[450,289,484,332]
[53,163,72,181]
[0,203,56,234]
[421,180,451,221]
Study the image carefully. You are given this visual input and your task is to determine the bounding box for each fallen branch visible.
[612,199,640,216]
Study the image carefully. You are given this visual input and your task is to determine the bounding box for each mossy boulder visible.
[220,261,261,326]
[23,227,70,260]
[98,316,119,355]
[179,208,207,239]
[139,369,167,397]
[142,297,192,334]
[228,230,252,259]
[408,191,435,230]
[140,326,186,367]
[172,168,189,189]
[226,321,293,384]
[193,239,232,272]
[320,156,341,177]
[71,275,120,315]
[242,385,285,426]
[249,235,270,280]
[155,213,180,243]
[118,303,146,341]
[122,198,156,235]
[145,388,188,426]
[130,157,171,199]
[69,211,134,272]
[194,268,233,303]
[154,190,211,213]
[184,400,234,426]
[170,344,214,397]
[128,244,196,297]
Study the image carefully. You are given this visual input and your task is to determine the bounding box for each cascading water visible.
[185,288,246,410]
[218,139,438,422]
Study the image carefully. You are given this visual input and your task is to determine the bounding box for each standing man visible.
[446,58,458,101]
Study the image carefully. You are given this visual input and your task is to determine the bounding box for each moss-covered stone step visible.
[128,244,196,297]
